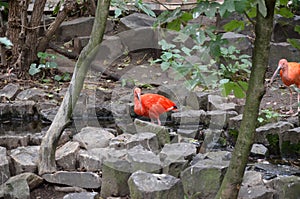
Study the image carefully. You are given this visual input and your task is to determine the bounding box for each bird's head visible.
[270,59,288,85]
[134,87,142,101]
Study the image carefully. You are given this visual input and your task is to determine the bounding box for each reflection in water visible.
[0,119,50,135]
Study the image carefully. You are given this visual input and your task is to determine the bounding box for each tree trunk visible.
[7,0,30,69]
[21,0,46,77]
[214,1,276,198]
[38,0,111,175]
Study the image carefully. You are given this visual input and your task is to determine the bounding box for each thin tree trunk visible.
[38,0,111,175]
[215,1,276,198]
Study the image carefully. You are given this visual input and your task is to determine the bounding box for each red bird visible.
[270,59,300,114]
[133,87,177,125]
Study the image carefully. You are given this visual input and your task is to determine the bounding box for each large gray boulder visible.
[181,151,230,199]
[128,170,184,199]
[10,146,40,175]
[73,126,115,149]
[100,146,161,198]
[0,173,43,199]
[56,141,80,170]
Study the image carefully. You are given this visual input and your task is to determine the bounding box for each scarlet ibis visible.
[133,87,177,125]
[270,59,300,114]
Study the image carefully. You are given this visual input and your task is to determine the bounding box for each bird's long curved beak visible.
[270,64,282,84]
[137,92,142,107]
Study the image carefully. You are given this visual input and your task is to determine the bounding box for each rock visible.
[181,151,230,199]
[254,163,300,179]
[0,146,10,184]
[77,148,111,171]
[228,114,243,129]
[204,110,238,129]
[279,127,300,158]
[43,171,101,189]
[0,172,43,199]
[177,129,197,138]
[73,36,90,54]
[269,42,300,67]
[238,185,275,199]
[100,146,161,198]
[56,141,80,170]
[134,119,170,148]
[120,13,155,29]
[10,146,39,175]
[239,170,272,199]
[0,83,19,100]
[200,129,224,153]
[118,27,159,52]
[255,121,294,155]
[56,17,114,42]
[185,91,209,111]
[16,88,47,101]
[273,15,300,42]
[266,175,300,199]
[128,170,184,199]
[250,144,268,157]
[157,85,188,105]
[39,105,59,122]
[208,95,237,111]
[109,133,132,150]
[171,110,206,125]
[126,132,159,152]
[63,192,99,199]
[73,126,115,149]
[221,32,252,55]
[0,100,36,119]
[160,143,196,177]
[0,134,30,149]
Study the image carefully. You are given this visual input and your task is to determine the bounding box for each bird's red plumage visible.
[270,59,300,114]
[279,61,300,88]
[133,87,177,125]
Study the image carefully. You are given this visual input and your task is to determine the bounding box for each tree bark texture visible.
[22,0,47,75]
[38,0,111,175]
[7,0,30,67]
[215,1,276,198]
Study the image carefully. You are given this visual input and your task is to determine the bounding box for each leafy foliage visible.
[28,52,70,82]
[0,37,13,49]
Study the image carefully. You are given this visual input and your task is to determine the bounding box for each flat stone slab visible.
[43,171,101,189]
[63,192,99,199]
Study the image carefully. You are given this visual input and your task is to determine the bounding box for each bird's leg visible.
[285,87,294,115]
[157,118,161,126]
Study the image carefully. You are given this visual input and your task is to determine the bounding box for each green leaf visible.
[158,40,176,50]
[0,37,13,49]
[114,8,122,18]
[256,0,267,17]
[161,62,170,71]
[45,61,58,68]
[54,75,62,81]
[295,25,300,34]
[136,1,156,17]
[277,7,294,18]
[29,64,40,76]
[233,83,246,98]
[181,46,192,56]
[234,1,250,13]
[161,52,173,61]
[287,38,300,50]
[180,12,193,22]
[167,19,181,31]
[223,20,245,32]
